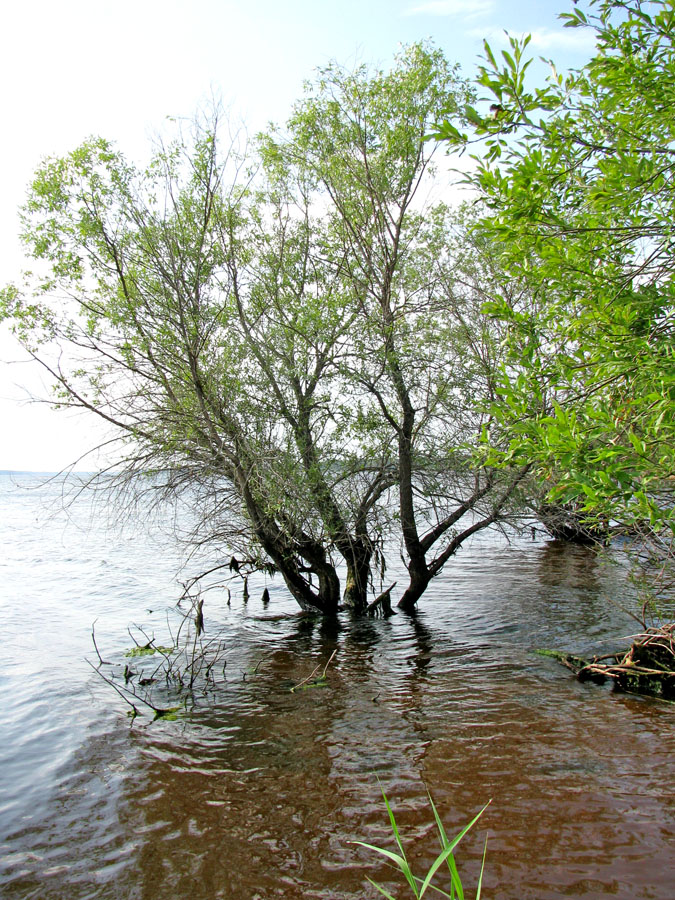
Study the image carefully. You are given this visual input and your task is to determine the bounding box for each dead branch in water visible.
[546,623,675,700]
[291,649,337,693]
[366,582,397,618]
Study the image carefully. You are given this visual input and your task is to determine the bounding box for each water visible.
[0,472,673,899]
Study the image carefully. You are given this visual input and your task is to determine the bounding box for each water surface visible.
[1,473,673,899]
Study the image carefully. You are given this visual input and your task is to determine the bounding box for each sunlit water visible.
[0,472,673,899]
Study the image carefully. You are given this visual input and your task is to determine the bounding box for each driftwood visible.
[366,582,397,618]
[541,624,675,700]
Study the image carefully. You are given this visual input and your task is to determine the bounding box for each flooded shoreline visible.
[1,474,673,899]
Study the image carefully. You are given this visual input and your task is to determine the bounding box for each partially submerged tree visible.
[2,44,527,616]
[270,50,530,611]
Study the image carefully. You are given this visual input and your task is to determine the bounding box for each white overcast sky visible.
[0,0,595,471]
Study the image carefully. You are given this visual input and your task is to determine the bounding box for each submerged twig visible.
[291,649,337,692]
[91,620,111,667]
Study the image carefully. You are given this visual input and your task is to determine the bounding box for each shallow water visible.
[0,473,673,899]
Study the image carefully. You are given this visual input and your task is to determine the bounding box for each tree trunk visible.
[234,465,341,616]
[270,552,341,616]
[342,550,372,614]
[397,572,430,613]
[315,565,342,616]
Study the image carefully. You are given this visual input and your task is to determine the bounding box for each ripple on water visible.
[1,474,673,899]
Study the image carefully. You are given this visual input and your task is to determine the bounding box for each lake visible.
[0,472,673,899]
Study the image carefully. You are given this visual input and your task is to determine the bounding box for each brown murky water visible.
[1,475,673,899]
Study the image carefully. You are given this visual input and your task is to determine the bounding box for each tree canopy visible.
[435,0,675,544]
[2,43,526,616]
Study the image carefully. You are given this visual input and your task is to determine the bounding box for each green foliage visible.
[438,0,675,533]
[4,43,508,614]
[125,644,173,657]
[152,706,183,721]
[289,675,327,692]
[352,786,489,899]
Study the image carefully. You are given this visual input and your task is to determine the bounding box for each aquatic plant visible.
[353,787,489,899]
[290,649,337,692]
[88,588,228,721]
[124,643,174,657]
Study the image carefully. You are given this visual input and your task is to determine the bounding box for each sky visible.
[0,0,596,471]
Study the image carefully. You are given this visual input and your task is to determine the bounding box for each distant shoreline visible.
[0,469,100,476]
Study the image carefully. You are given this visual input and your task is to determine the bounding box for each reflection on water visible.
[1,474,673,899]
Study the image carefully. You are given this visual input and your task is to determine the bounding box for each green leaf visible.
[419,802,491,897]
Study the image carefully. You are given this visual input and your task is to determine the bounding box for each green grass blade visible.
[475,834,488,900]
[428,794,463,900]
[442,801,491,854]
[365,876,399,900]
[419,844,464,898]
[428,793,449,848]
[379,784,419,896]
[381,785,407,857]
[411,875,456,899]
[352,840,418,897]
[418,802,491,898]
[354,788,491,900]
[443,852,461,900]
[350,840,407,870]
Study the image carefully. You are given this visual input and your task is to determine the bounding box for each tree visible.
[273,48,529,611]
[2,44,527,616]
[434,0,675,544]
